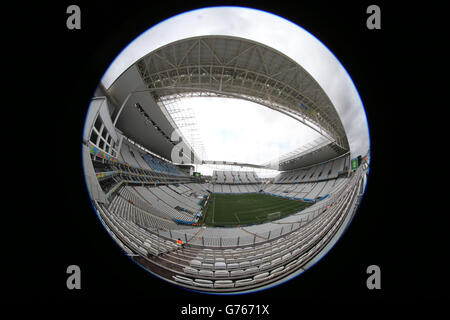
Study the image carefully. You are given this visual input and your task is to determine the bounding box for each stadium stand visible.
[83,35,369,293]
[213,170,262,184]
[91,159,365,292]
[86,134,367,293]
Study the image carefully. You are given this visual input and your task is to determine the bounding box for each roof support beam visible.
[132,36,349,151]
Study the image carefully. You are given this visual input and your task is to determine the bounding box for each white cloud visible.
[185,97,320,165]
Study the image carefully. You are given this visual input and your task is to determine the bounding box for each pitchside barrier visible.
[119,166,365,253]
[172,218,197,225]
[153,165,366,248]
[201,192,329,203]
[262,192,330,203]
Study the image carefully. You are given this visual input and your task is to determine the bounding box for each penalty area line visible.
[234,212,241,226]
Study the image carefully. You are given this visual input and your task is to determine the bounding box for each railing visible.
[93,162,368,293]
[99,162,367,252]
[162,165,367,248]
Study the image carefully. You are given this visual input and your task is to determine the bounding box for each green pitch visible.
[201,193,312,227]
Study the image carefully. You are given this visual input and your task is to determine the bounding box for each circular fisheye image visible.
[82,6,370,294]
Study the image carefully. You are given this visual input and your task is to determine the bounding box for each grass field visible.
[201,193,312,227]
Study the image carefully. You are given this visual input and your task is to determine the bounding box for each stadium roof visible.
[107,35,350,168]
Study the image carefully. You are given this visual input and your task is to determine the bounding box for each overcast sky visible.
[101,6,370,173]
[186,96,319,157]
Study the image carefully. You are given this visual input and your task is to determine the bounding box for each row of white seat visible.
[158,183,354,283]
[173,258,302,289]
[171,174,358,287]
[128,186,193,221]
[173,185,356,288]
[159,185,201,212]
[212,171,259,183]
[107,193,182,230]
[120,141,184,176]
[262,180,337,199]
[95,168,361,292]
[210,184,260,193]
[185,204,341,272]
[275,156,347,183]
[98,202,178,256]
[168,184,203,199]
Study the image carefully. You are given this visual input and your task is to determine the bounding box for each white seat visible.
[193,279,213,288]
[214,262,227,270]
[272,257,282,266]
[137,247,147,256]
[245,267,258,274]
[202,263,214,270]
[230,269,245,277]
[259,262,271,270]
[143,241,153,249]
[146,247,159,256]
[251,259,262,266]
[285,260,298,271]
[214,270,229,277]
[183,267,198,275]
[282,252,292,261]
[198,269,214,277]
[214,280,234,288]
[253,272,270,282]
[270,266,285,276]
[227,263,239,270]
[235,278,255,287]
[173,275,193,285]
[189,260,202,268]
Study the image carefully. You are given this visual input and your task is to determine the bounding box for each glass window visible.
[94,117,102,132]
[90,130,99,145]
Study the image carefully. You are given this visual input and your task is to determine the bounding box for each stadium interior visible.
[83,36,369,293]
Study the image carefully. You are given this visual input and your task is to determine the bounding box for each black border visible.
[6,0,447,308]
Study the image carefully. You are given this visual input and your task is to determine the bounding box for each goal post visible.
[267,211,281,221]
[256,211,280,223]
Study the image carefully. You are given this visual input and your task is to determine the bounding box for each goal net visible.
[256,211,280,223]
